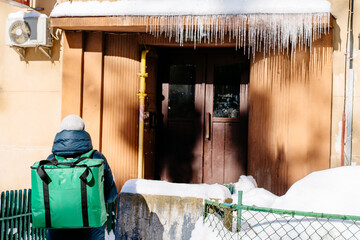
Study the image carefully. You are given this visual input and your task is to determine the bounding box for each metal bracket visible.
[37,46,52,59]
[11,46,26,60]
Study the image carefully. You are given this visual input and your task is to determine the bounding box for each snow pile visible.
[190,216,224,240]
[8,10,47,19]
[121,166,360,215]
[272,166,360,216]
[224,166,360,215]
[121,179,232,201]
[51,0,331,17]
[231,175,278,207]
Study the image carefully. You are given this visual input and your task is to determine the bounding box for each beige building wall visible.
[0,1,62,191]
[329,0,360,167]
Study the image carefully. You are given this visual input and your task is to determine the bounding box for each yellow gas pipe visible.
[137,50,149,179]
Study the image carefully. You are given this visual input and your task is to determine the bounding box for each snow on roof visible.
[50,0,331,18]
[121,179,232,201]
[50,0,331,56]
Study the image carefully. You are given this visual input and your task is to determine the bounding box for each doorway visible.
[156,48,250,184]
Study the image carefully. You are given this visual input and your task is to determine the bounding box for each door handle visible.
[205,112,211,140]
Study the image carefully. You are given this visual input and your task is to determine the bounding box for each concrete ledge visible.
[115,193,204,240]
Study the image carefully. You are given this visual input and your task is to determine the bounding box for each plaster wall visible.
[329,0,360,167]
[0,1,62,190]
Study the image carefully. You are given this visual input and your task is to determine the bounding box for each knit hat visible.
[59,114,85,131]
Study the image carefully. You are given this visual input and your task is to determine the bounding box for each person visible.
[46,114,118,240]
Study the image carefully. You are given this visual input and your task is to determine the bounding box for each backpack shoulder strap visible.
[54,155,66,161]
[80,149,96,159]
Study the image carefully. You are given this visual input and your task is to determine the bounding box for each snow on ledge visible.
[50,0,331,18]
[8,10,47,19]
[121,179,232,202]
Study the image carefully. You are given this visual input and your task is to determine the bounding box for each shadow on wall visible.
[158,109,202,183]
[248,37,332,195]
[332,19,341,52]
[154,48,203,184]
[11,31,62,62]
[248,89,289,196]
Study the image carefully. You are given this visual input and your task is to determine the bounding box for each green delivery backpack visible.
[31,150,106,228]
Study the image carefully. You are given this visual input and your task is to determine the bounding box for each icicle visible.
[143,12,330,58]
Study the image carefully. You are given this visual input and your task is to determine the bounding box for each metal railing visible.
[106,201,117,235]
[204,191,360,239]
[0,189,116,240]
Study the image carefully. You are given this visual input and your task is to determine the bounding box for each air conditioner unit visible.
[5,11,52,48]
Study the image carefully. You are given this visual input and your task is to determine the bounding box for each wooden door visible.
[203,52,249,184]
[158,49,249,184]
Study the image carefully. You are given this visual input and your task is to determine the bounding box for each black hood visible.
[51,130,93,157]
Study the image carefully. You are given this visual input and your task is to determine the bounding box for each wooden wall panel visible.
[248,32,332,195]
[82,32,103,150]
[143,50,158,180]
[307,31,333,171]
[61,31,83,118]
[102,34,140,190]
[248,53,291,195]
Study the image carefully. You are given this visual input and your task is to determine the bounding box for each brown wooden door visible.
[158,49,249,184]
[203,51,249,184]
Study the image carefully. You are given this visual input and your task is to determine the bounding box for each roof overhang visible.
[51,14,333,32]
[50,0,333,54]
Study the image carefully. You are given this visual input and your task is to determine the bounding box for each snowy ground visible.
[105,231,115,240]
[191,166,360,239]
[111,166,360,239]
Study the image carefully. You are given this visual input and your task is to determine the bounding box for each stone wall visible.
[116,193,205,240]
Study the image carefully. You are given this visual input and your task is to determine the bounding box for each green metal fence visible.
[106,201,117,235]
[0,189,44,240]
[0,189,116,240]
[204,191,360,239]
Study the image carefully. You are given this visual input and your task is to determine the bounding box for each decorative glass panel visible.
[168,65,196,118]
[213,63,242,118]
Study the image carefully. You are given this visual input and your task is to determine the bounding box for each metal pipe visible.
[341,0,351,166]
[345,0,354,165]
[341,113,346,166]
[137,50,149,179]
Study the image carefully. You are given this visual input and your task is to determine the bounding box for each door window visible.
[168,64,196,119]
[213,63,242,118]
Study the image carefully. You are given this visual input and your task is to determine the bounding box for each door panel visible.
[224,122,247,183]
[158,49,249,184]
[159,50,205,183]
[203,51,249,184]
[210,122,226,183]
